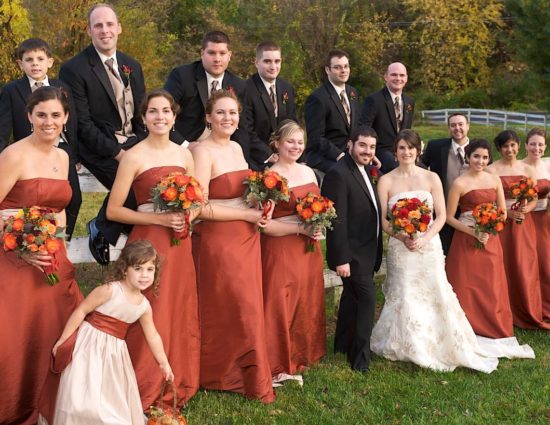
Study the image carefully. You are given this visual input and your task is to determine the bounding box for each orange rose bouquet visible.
[295,192,337,252]
[244,169,290,229]
[389,197,431,240]
[471,202,506,249]
[509,177,538,224]
[2,207,65,285]
[150,171,205,245]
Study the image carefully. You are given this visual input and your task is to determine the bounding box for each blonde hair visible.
[268,120,304,153]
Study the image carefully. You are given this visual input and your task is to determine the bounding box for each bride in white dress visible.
[370,130,499,373]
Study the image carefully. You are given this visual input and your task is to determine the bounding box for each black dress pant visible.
[57,143,81,240]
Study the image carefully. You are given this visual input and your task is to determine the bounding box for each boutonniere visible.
[282,91,289,105]
[369,167,379,185]
[350,90,357,102]
[405,103,413,113]
[121,65,132,86]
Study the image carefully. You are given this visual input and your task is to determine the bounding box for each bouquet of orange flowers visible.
[471,202,506,249]
[2,207,65,285]
[389,197,431,239]
[509,177,538,224]
[244,169,290,228]
[151,171,205,245]
[295,192,337,252]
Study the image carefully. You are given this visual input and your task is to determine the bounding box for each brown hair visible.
[201,31,230,49]
[394,129,422,155]
[325,49,349,68]
[269,120,304,153]
[465,139,492,161]
[106,240,161,296]
[447,112,469,125]
[16,38,52,60]
[87,3,118,26]
[140,89,181,121]
[25,86,70,115]
[526,127,546,144]
[205,89,241,114]
[255,41,281,59]
[493,130,520,151]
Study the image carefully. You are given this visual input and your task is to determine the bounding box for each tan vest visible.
[105,66,135,139]
[446,148,467,196]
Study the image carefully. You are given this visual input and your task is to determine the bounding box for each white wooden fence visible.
[421,108,549,130]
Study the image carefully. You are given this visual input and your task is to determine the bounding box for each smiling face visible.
[468,147,490,172]
[201,42,232,78]
[325,55,350,87]
[206,96,239,136]
[526,134,547,159]
[125,259,156,292]
[255,49,281,83]
[395,138,418,165]
[17,49,53,82]
[499,139,519,161]
[87,6,121,57]
[276,129,305,163]
[448,115,470,145]
[142,95,176,136]
[349,135,376,166]
[384,62,408,95]
[28,99,68,143]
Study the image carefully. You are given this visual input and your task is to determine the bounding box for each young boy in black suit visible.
[0,38,81,239]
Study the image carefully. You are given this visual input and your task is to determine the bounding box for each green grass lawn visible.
[73,123,549,424]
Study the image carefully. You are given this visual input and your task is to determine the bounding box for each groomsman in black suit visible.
[422,112,470,254]
[164,31,256,165]
[244,41,297,169]
[360,62,414,173]
[304,50,360,173]
[0,38,81,239]
[322,126,383,372]
[60,3,146,264]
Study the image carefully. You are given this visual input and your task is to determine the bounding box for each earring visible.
[30,123,34,132]
[206,122,212,130]
[172,125,176,132]
[63,124,67,132]
[143,125,148,133]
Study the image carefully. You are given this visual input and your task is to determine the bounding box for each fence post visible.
[504,111,507,129]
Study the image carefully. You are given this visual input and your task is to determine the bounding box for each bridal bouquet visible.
[472,202,506,249]
[295,192,337,252]
[244,169,290,230]
[389,197,431,239]
[2,207,64,285]
[509,177,538,224]
[150,171,205,245]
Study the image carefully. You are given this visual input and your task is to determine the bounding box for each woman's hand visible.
[158,211,187,232]
[404,237,426,252]
[305,225,324,240]
[21,251,52,272]
[52,338,64,357]
[160,362,174,382]
[256,200,275,229]
[473,229,490,246]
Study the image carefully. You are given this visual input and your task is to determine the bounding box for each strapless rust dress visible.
[0,178,83,424]
[533,178,550,320]
[191,170,275,403]
[500,175,549,329]
[261,183,326,377]
[125,166,201,409]
[446,188,514,338]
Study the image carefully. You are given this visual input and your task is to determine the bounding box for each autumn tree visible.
[0,0,31,85]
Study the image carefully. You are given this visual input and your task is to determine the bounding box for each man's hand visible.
[336,263,351,278]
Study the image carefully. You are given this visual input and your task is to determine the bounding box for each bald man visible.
[359,62,414,173]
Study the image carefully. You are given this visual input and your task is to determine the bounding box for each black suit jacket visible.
[322,154,383,275]
[164,61,254,164]
[0,77,78,159]
[304,81,360,168]
[244,73,297,167]
[59,45,146,165]
[359,86,414,152]
[421,138,452,196]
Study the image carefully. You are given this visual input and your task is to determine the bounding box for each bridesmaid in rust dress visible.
[446,139,534,357]
[191,90,275,403]
[106,89,200,409]
[488,130,550,330]
[261,121,326,386]
[523,128,550,320]
[0,87,83,424]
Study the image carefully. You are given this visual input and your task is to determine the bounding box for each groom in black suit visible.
[421,112,470,254]
[360,62,414,173]
[164,31,256,166]
[60,3,146,264]
[304,50,360,173]
[322,126,383,372]
[244,41,297,169]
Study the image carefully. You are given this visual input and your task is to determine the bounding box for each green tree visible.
[0,0,31,85]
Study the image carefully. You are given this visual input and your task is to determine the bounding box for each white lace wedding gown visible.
[370,190,500,373]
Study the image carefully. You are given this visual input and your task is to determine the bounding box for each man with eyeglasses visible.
[360,62,414,173]
[304,49,360,173]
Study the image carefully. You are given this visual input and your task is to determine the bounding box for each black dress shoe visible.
[87,220,110,266]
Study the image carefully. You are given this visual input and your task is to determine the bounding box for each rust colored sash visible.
[84,310,131,339]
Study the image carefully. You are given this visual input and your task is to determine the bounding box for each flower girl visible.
[50,240,173,424]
